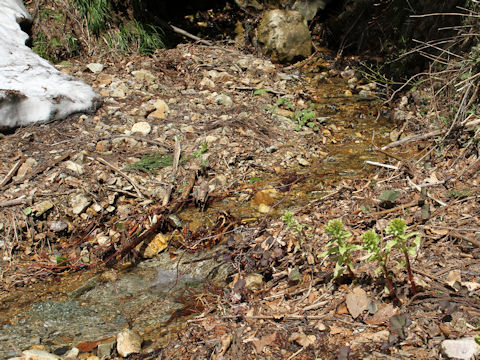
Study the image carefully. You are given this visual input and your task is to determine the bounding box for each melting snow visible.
[0,0,101,129]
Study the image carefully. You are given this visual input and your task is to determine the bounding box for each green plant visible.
[385,218,420,294]
[106,21,165,55]
[319,219,359,279]
[362,230,396,298]
[193,142,208,158]
[292,108,317,131]
[126,152,173,173]
[73,0,111,35]
[282,212,310,253]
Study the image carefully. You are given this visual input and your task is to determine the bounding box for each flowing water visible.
[0,61,403,358]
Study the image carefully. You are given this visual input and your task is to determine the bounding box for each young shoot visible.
[362,230,397,298]
[319,219,359,279]
[385,218,421,294]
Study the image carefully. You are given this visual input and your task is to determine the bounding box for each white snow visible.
[0,0,101,129]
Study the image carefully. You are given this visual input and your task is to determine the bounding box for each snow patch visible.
[0,0,101,129]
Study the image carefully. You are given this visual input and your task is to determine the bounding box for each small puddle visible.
[0,59,406,358]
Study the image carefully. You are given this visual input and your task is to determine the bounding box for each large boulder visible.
[0,0,101,129]
[257,10,312,63]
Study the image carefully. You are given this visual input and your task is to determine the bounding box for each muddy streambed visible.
[0,64,401,358]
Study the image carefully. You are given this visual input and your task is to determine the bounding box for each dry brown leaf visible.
[252,333,277,354]
[289,331,316,347]
[365,303,398,325]
[345,287,370,319]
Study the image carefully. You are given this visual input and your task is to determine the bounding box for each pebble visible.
[344,89,353,97]
[34,200,53,216]
[47,220,68,232]
[441,338,480,360]
[297,157,310,166]
[244,273,263,290]
[214,94,233,106]
[86,63,104,73]
[205,135,218,144]
[131,69,155,85]
[258,203,272,213]
[200,77,215,88]
[116,328,141,357]
[70,194,91,215]
[14,349,60,360]
[65,160,84,175]
[131,122,151,135]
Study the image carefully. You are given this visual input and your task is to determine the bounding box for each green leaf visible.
[374,266,384,275]
[333,262,345,279]
[289,267,302,282]
[378,190,399,203]
[253,88,268,95]
[24,207,32,216]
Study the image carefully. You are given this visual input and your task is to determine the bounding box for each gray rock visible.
[64,160,84,175]
[257,10,312,63]
[292,0,330,21]
[70,194,91,215]
[86,63,104,73]
[131,121,151,135]
[441,338,480,360]
[96,340,115,358]
[214,94,233,106]
[34,200,54,216]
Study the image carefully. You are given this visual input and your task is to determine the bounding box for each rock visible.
[147,99,169,120]
[70,194,91,215]
[214,94,233,106]
[344,89,353,97]
[47,220,68,232]
[258,203,272,213]
[292,0,330,21]
[234,0,263,10]
[141,233,168,258]
[95,73,112,87]
[359,89,375,99]
[109,81,128,98]
[131,121,151,135]
[200,77,215,88]
[244,273,263,290]
[34,200,53,216]
[0,0,101,129]
[96,339,115,358]
[131,69,155,85]
[257,10,311,63]
[64,347,79,359]
[95,140,111,152]
[19,349,60,360]
[441,338,480,360]
[205,135,218,144]
[116,329,141,357]
[14,157,37,180]
[86,63,104,73]
[340,68,355,78]
[297,157,310,166]
[64,160,84,175]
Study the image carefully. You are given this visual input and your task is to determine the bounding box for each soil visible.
[1,8,480,360]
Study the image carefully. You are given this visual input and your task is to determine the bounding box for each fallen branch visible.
[89,156,145,198]
[450,231,480,248]
[365,160,399,170]
[0,196,30,208]
[170,24,213,46]
[382,117,480,150]
[162,137,181,206]
[0,158,25,188]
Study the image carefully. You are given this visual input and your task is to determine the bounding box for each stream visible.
[0,60,400,359]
